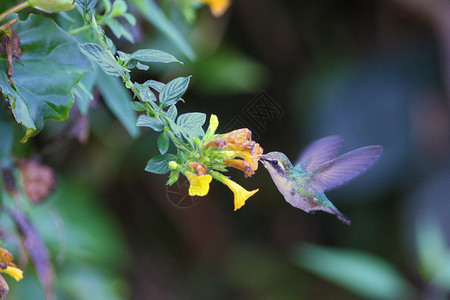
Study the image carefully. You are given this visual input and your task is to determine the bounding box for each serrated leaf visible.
[136,115,164,131]
[159,76,191,107]
[145,153,175,174]
[157,131,169,154]
[129,0,196,61]
[143,79,165,92]
[0,14,91,142]
[74,0,98,12]
[98,72,138,137]
[79,43,123,77]
[129,101,146,111]
[167,105,177,120]
[129,49,182,64]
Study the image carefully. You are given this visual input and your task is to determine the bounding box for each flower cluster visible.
[0,249,23,282]
[169,115,263,210]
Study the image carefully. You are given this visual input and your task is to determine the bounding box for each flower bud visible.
[28,0,76,13]
[168,161,178,170]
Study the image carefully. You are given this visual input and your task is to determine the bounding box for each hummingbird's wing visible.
[296,135,343,172]
[313,145,383,192]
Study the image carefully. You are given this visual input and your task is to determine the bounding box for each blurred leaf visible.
[129,0,196,61]
[79,43,123,77]
[97,72,138,137]
[136,115,164,131]
[159,76,191,107]
[294,243,413,299]
[157,132,169,154]
[416,216,447,280]
[0,111,12,159]
[145,153,175,174]
[193,48,267,95]
[73,68,98,115]
[0,14,91,142]
[103,17,134,43]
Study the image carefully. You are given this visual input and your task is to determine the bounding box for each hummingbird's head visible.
[260,152,292,176]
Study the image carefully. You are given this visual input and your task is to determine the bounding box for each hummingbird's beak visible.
[260,155,267,162]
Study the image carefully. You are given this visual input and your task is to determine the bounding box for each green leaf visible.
[0,14,91,142]
[136,115,164,131]
[0,109,12,159]
[157,132,169,154]
[143,79,164,92]
[145,153,175,174]
[133,83,156,102]
[79,43,123,77]
[129,0,196,61]
[176,112,206,138]
[74,0,98,12]
[136,62,149,71]
[159,76,191,107]
[128,101,146,111]
[166,105,177,120]
[97,72,138,137]
[103,17,134,43]
[73,68,98,115]
[129,49,183,65]
[294,243,413,299]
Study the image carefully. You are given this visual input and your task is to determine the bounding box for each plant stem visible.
[0,1,29,23]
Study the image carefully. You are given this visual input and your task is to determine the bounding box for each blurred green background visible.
[2,0,450,299]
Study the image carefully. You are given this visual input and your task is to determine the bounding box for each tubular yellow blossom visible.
[221,178,258,211]
[0,266,23,282]
[224,159,255,178]
[185,172,212,196]
[198,0,231,17]
[208,114,218,134]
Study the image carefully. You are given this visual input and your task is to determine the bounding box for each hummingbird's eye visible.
[271,160,278,165]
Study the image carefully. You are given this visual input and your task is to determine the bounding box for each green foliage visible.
[157,131,169,154]
[159,76,191,107]
[79,43,123,77]
[129,0,196,61]
[0,14,91,142]
[294,243,414,299]
[136,114,164,131]
[97,72,138,137]
[176,112,205,139]
[74,0,99,13]
[145,153,176,174]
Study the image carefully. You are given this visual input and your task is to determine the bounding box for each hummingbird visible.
[260,136,383,225]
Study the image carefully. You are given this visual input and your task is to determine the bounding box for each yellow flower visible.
[0,266,23,282]
[208,114,218,134]
[221,178,258,211]
[198,0,231,17]
[185,172,212,196]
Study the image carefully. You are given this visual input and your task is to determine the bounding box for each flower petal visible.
[0,266,23,282]
[186,172,212,196]
[222,178,258,210]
